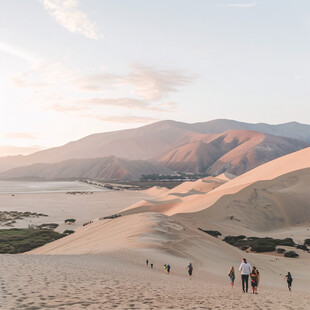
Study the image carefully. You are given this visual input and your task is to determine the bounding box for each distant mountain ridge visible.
[157,129,308,175]
[0,119,309,179]
[0,156,173,181]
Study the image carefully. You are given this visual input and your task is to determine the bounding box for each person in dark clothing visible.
[146,259,149,266]
[186,263,193,279]
[285,272,293,292]
[167,264,171,274]
[250,267,260,294]
[150,262,153,268]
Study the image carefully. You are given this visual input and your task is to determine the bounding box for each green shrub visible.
[223,235,246,244]
[297,244,308,251]
[63,230,74,235]
[0,228,66,254]
[198,228,222,238]
[38,223,59,230]
[277,248,286,253]
[304,239,310,246]
[251,244,275,252]
[65,218,76,224]
[284,251,299,258]
[223,235,296,252]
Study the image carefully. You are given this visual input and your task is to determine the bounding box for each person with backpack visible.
[285,272,293,292]
[250,267,259,294]
[186,263,193,279]
[227,266,235,288]
[167,264,171,274]
[239,258,251,293]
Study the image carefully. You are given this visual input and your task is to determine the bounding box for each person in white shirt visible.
[239,258,251,292]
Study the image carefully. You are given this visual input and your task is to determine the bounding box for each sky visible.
[0,0,310,156]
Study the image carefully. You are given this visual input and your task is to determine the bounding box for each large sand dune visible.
[126,147,310,216]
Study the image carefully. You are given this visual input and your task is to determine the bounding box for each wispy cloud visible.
[122,64,194,101]
[72,64,194,101]
[49,104,88,112]
[76,97,174,112]
[39,0,101,40]
[11,62,74,89]
[226,2,256,7]
[1,133,38,139]
[86,114,159,124]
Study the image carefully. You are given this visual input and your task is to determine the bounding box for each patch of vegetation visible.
[223,235,295,253]
[66,191,93,195]
[64,218,76,224]
[284,251,299,258]
[102,214,121,220]
[37,223,59,230]
[297,244,309,251]
[63,230,75,235]
[0,228,66,254]
[140,172,210,182]
[0,211,48,227]
[277,248,286,253]
[198,228,222,238]
[304,239,310,246]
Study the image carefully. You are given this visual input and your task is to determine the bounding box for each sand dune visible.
[3,253,310,309]
[29,212,310,294]
[175,167,310,237]
[143,186,170,196]
[128,147,310,216]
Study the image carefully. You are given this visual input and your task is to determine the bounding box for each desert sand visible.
[2,253,310,310]
[0,181,149,231]
[1,149,310,309]
[123,147,310,216]
[19,211,309,309]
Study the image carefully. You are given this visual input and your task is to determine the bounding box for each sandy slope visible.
[2,253,310,310]
[125,147,310,216]
[29,212,310,292]
[176,168,310,235]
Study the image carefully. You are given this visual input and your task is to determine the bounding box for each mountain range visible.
[0,119,309,180]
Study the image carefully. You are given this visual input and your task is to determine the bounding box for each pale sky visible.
[1,0,310,156]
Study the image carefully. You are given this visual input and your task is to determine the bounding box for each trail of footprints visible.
[0,255,309,310]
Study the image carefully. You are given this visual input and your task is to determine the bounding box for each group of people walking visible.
[146,259,193,279]
[146,257,293,292]
[228,258,293,293]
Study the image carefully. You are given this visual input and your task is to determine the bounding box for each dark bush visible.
[297,244,308,251]
[0,228,66,254]
[65,218,76,224]
[63,230,74,235]
[277,248,286,253]
[38,223,59,230]
[223,235,246,244]
[252,245,275,252]
[304,239,310,246]
[284,251,299,258]
[198,228,222,238]
[223,235,296,252]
